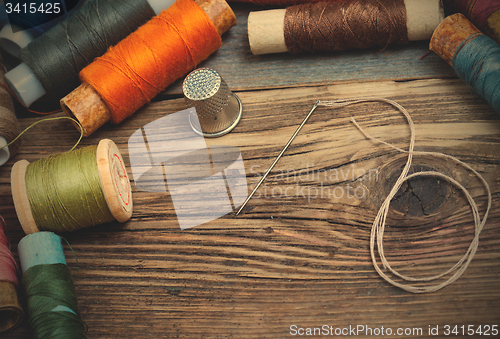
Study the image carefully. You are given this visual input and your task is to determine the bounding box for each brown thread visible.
[284,0,409,53]
[0,55,21,158]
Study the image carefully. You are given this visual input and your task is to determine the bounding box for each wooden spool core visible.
[60,0,236,137]
[0,281,23,334]
[10,139,132,234]
[429,13,481,67]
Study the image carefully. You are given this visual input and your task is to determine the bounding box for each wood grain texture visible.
[1,3,500,339]
[159,3,459,96]
[2,77,500,338]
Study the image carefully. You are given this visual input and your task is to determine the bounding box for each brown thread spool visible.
[248,0,444,55]
[0,217,23,334]
[0,54,21,166]
[10,139,132,234]
[59,0,236,137]
[0,281,23,333]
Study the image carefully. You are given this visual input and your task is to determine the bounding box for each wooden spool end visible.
[195,0,236,36]
[248,9,287,55]
[11,140,132,234]
[430,13,481,67]
[60,0,236,137]
[61,82,111,137]
[0,281,23,334]
[96,139,133,223]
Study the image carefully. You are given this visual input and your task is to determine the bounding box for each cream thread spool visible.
[10,139,133,234]
[183,68,243,137]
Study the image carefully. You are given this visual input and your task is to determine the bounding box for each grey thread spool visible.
[183,68,242,137]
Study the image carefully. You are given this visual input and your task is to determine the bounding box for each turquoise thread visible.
[452,34,500,113]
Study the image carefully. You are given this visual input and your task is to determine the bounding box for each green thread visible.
[0,116,84,153]
[25,145,114,232]
[21,263,86,339]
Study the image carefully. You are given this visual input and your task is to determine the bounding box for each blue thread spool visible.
[453,34,500,113]
[430,13,500,114]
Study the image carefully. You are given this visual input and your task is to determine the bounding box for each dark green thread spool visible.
[19,231,86,339]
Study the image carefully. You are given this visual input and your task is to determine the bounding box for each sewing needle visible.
[235,100,320,215]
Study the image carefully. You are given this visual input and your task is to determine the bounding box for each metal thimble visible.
[183,68,243,138]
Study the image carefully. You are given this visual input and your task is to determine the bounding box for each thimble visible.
[183,68,243,137]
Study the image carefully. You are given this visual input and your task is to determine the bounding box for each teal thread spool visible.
[453,34,500,113]
[18,231,86,339]
[430,13,500,113]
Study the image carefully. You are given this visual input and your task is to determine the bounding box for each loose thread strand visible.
[0,116,84,154]
[317,97,491,293]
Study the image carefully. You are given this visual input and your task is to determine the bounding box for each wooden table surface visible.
[2,3,500,338]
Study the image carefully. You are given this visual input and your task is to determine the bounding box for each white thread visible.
[317,97,491,293]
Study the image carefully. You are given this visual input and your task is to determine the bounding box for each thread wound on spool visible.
[453,34,500,113]
[18,0,156,101]
[19,232,86,338]
[0,54,21,162]
[445,0,500,30]
[229,0,340,5]
[10,139,132,234]
[283,0,409,53]
[0,216,18,285]
[430,14,500,114]
[0,216,24,334]
[79,0,223,125]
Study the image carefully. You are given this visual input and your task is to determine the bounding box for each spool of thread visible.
[18,231,86,338]
[0,53,22,167]
[4,0,177,107]
[228,0,342,6]
[0,1,86,58]
[430,13,500,113]
[60,0,237,137]
[247,0,444,55]
[0,24,35,58]
[0,216,24,334]
[444,0,500,44]
[10,139,133,234]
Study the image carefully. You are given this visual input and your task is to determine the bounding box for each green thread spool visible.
[11,139,133,234]
[18,231,86,339]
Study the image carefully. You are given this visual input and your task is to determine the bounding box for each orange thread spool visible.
[79,0,222,125]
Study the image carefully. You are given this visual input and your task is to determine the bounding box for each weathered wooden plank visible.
[1,77,499,338]
[159,3,459,96]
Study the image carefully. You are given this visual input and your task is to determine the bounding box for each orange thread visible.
[79,0,222,124]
